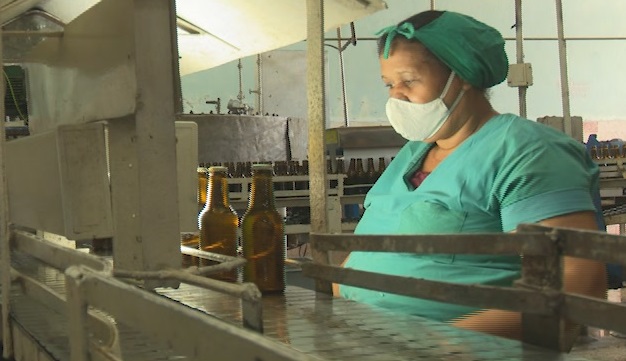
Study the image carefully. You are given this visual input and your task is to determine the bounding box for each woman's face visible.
[379,39,467,141]
[380,40,453,104]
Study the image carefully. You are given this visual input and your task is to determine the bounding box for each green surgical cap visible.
[378,11,508,89]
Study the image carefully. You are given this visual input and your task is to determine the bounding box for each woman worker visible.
[336,10,607,339]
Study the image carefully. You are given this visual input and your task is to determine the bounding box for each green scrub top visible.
[340,113,599,322]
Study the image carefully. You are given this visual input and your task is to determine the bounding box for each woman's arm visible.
[452,211,607,339]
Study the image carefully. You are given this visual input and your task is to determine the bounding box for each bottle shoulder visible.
[241,207,283,221]
[200,206,238,216]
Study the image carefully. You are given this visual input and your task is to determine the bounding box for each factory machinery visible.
[2,1,626,361]
[594,144,626,225]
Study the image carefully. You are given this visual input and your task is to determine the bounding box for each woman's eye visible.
[384,79,415,89]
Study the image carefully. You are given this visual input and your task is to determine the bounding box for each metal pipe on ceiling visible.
[1,30,63,37]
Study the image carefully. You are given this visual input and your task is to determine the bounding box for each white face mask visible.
[385,71,465,142]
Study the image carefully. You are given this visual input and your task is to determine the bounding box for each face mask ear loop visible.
[447,88,465,114]
[439,71,456,99]
[424,88,466,140]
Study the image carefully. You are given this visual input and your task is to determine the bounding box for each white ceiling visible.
[2,0,387,75]
[176,0,387,75]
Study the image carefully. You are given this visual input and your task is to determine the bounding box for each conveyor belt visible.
[9,251,593,361]
[156,283,592,361]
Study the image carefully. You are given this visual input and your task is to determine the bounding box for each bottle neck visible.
[249,171,275,210]
[207,172,230,208]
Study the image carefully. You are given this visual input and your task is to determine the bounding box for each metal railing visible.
[65,265,320,361]
[4,227,292,360]
[303,223,626,352]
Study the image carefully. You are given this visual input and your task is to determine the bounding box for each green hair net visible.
[378,11,508,89]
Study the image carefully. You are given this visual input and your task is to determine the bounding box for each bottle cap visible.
[208,166,228,173]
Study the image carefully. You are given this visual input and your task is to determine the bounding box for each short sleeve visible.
[493,139,597,232]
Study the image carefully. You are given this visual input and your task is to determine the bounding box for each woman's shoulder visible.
[469,114,590,170]
[483,113,582,148]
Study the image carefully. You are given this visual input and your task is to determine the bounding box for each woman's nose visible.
[389,86,409,101]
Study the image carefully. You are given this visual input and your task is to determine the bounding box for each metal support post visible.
[555,0,572,136]
[515,0,528,118]
[517,228,567,351]
[306,0,332,294]
[109,0,181,289]
[65,267,91,361]
[0,26,15,359]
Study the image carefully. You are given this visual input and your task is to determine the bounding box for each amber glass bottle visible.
[299,160,310,190]
[365,158,376,184]
[199,166,239,281]
[241,164,285,293]
[376,157,387,181]
[197,163,208,209]
[344,158,356,194]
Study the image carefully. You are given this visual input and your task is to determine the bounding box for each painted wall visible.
[181,0,626,133]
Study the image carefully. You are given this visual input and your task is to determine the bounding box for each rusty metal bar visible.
[71,266,321,361]
[13,229,111,272]
[113,268,259,301]
[301,263,554,315]
[113,268,263,332]
[310,232,553,255]
[518,226,567,351]
[518,223,626,264]
[563,293,626,335]
[180,245,246,276]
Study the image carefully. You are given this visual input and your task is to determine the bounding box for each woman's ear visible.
[461,81,472,91]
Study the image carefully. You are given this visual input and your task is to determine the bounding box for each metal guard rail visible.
[304,223,626,352]
[65,265,320,361]
[5,228,274,360]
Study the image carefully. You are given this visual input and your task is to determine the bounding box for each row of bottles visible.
[589,144,626,160]
[585,134,625,161]
[198,160,309,179]
[198,157,390,202]
[329,157,388,195]
[193,165,285,294]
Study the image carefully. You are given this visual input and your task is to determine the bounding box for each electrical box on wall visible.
[3,65,29,122]
[507,63,533,87]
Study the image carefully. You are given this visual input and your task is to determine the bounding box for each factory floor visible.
[570,289,626,360]
[570,333,626,361]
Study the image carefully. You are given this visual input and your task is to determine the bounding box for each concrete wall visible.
[181,0,626,136]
